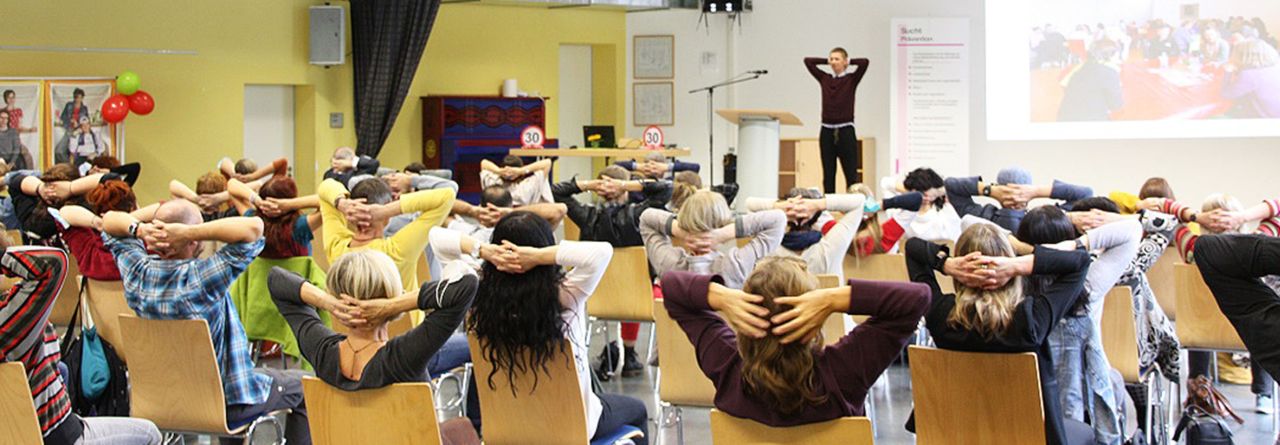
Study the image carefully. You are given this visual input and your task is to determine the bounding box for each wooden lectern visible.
[717,109,803,208]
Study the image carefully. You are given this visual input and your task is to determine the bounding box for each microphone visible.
[748,69,768,75]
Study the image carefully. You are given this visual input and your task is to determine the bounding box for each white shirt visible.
[428,227,613,437]
[480,169,553,207]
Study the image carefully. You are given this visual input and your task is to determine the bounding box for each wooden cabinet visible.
[778,137,876,196]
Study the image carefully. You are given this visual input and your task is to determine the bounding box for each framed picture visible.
[634,82,674,126]
[0,81,44,171]
[634,35,674,79]
[45,80,118,170]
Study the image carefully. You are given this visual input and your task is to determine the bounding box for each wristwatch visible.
[982,184,992,197]
[127,222,140,238]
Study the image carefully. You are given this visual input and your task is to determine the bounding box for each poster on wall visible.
[889,18,970,177]
[0,81,43,171]
[46,80,118,170]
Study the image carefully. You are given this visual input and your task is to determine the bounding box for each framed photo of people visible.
[0,78,121,171]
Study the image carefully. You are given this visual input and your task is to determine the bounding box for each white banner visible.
[890,18,970,177]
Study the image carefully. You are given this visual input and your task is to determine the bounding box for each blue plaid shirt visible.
[102,233,270,406]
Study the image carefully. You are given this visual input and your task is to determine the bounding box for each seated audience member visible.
[381,168,458,200]
[946,167,1094,232]
[847,183,924,257]
[745,188,875,279]
[1222,39,1280,119]
[267,249,477,387]
[904,224,1094,445]
[665,170,740,213]
[170,172,241,222]
[101,201,310,444]
[403,161,453,180]
[1016,206,1141,445]
[615,152,700,180]
[1069,197,1182,433]
[10,165,100,246]
[324,146,380,188]
[1195,234,1280,402]
[55,178,158,280]
[317,176,454,294]
[228,176,322,259]
[440,185,565,244]
[1148,194,1280,412]
[662,256,928,426]
[442,212,649,444]
[552,165,670,378]
[1109,177,1175,214]
[219,156,287,184]
[641,190,786,289]
[881,167,962,243]
[0,242,162,445]
[479,156,553,206]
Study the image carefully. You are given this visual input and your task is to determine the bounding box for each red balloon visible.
[102,95,130,123]
[128,90,155,115]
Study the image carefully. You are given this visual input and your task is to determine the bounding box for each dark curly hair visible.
[467,211,567,395]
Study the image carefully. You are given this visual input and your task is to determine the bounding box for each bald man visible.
[324,146,380,188]
[102,200,312,444]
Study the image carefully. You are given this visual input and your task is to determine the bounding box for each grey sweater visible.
[639,207,786,289]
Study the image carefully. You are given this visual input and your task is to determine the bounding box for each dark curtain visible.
[350,0,442,158]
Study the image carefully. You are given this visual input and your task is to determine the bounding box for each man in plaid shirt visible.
[103,199,310,444]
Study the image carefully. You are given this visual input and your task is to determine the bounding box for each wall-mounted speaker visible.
[309,5,345,66]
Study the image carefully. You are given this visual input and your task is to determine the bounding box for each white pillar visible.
[735,116,780,211]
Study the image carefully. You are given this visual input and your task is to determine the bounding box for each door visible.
[243,85,295,175]
[558,44,594,181]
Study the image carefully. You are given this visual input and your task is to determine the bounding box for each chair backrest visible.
[48,255,81,326]
[5,229,21,246]
[312,230,331,273]
[84,279,136,362]
[1147,247,1179,321]
[1174,263,1245,352]
[119,315,232,434]
[0,362,43,445]
[908,346,1046,445]
[465,332,590,445]
[586,246,654,322]
[815,274,849,346]
[1100,286,1141,383]
[709,409,873,445]
[653,300,716,407]
[563,217,580,242]
[416,253,431,283]
[843,254,908,282]
[302,377,442,445]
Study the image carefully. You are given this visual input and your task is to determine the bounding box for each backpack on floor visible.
[1173,375,1240,445]
[59,281,131,417]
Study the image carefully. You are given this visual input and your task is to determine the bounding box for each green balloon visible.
[117,71,140,95]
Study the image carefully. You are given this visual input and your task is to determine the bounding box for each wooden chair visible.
[48,256,81,326]
[416,253,431,283]
[312,230,331,272]
[709,409,874,445]
[564,217,580,241]
[1147,247,1179,321]
[1100,286,1171,444]
[909,346,1047,445]
[302,377,442,445]
[842,254,908,282]
[5,229,21,246]
[653,299,716,444]
[817,274,849,346]
[84,279,136,362]
[119,315,287,442]
[465,333,643,445]
[0,362,43,445]
[586,247,654,376]
[1174,264,1244,352]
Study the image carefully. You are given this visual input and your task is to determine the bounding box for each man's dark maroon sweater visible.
[661,270,928,427]
[804,57,870,125]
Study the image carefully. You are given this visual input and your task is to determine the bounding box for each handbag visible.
[1173,375,1241,444]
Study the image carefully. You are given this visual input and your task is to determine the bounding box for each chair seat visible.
[589,425,644,445]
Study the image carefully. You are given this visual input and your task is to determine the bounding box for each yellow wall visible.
[377,4,628,170]
[1,1,626,204]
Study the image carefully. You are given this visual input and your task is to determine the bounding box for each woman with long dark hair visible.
[431,211,649,443]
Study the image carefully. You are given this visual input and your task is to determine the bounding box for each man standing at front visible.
[804,47,869,193]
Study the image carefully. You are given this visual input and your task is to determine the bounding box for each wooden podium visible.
[717,109,803,208]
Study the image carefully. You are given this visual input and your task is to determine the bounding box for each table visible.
[507,148,691,159]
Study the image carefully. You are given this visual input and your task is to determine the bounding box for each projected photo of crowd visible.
[1029,3,1280,123]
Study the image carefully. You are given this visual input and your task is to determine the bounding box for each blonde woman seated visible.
[267,249,478,386]
[640,190,786,289]
[660,256,929,426]
[903,224,1094,445]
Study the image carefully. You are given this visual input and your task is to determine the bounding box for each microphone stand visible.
[689,71,764,184]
